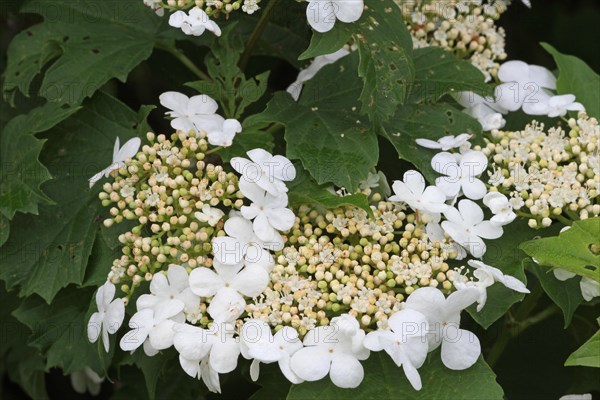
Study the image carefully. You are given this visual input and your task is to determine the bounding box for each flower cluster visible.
[397,0,510,81]
[143,0,265,37]
[247,201,460,334]
[87,120,530,393]
[477,112,599,227]
[457,60,585,131]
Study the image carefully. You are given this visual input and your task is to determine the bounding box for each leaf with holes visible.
[247,53,378,191]
[409,47,489,103]
[0,92,149,303]
[520,218,600,283]
[381,104,481,183]
[354,0,414,124]
[2,0,170,106]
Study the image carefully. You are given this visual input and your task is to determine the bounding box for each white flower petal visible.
[87,312,103,343]
[290,346,331,381]
[232,266,269,298]
[441,328,481,370]
[329,353,364,388]
[209,337,240,374]
[306,1,337,33]
[334,0,364,23]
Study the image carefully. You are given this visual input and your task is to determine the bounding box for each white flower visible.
[416,134,472,151]
[240,320,303,384]
[136,264,199,318]
[305,0,364,33]
[483,192,517,226]
[559,395,592,400]
[363,309,430,390]
[231,148,296,196]
[159,91,241,146]
[239,180,295,242]
[70,367,104,396]
[242,0,260,14]
[173,322,240,393]
[467,103,506,131]
[89,137,141,188]
[212,214,279,267]
[87,282,125,352]
[195,205,225,227]
[119,304,185,355]
[290,314,369,388]
[405,287,481,370]
[579,278,600,302]
[206,118,242,147]
[169,7,221,37]
[287,48,350,101]
[389,170,449,215]
[189,262,269,322]
[495,60,556,112]
[524,94,585,118]
[143,0,164,16]
[431,151,489,200]
[455,260,530,311]
[441,199,503,258]
[454,92,506,131]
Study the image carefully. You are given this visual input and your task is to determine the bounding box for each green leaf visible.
[287,352,503,400]
[0,102,80,219]
[287,167,373,217]
[0,284,48,400]
[355,0,414,123]
[409,47,488,103]
[467,220,560,329]
[248,54,378,191]
[541,43,600,118]
[0,92,148,303]
[3,0,166,105]
[381,104,481,183]
[0,214,9,246]
[527,259,583,327]
[128,350,178,400]
[235,4,310,68]
[520,218,600,283]
[565,329,600,368]
[299,23,352,60]
[12,286,113,375]
[187,24,270,119]
[249,363,291,400]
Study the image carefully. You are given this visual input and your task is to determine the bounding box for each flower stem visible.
[486,283,545,367]
[155,42,212,81]
[238,0,281,71]
[205,146,224,155]
[554,213,573,226]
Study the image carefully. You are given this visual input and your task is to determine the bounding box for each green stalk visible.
[155,42,212,81]
[238,0,281,71]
